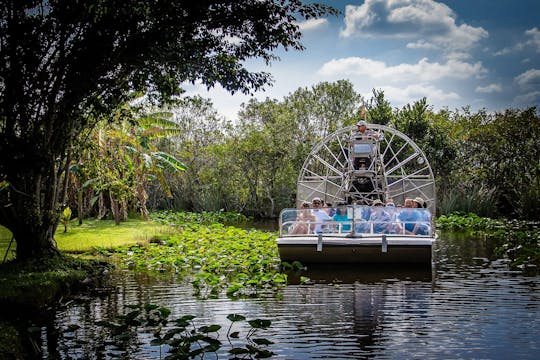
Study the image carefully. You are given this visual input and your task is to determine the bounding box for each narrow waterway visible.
[8,232,540,359]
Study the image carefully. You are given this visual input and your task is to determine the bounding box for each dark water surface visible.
[9,232,540,359]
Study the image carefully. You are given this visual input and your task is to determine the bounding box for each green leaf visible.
[229,347,250,355]
[227,314,246,322]
[253,338,274,345]
[248,319,271,329]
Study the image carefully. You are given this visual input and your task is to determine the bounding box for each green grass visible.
[55,218,171,253]
[1,218,170,261]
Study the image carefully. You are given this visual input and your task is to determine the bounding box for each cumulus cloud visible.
[318,57,487,82]
[296,18,328,32]
[475,84,502,93]
[380,84,460,104]
[340,0,488,52]
[495,27,540,55]
[514,68,540,88]
[524,27,540,52]
[513,91,540,106]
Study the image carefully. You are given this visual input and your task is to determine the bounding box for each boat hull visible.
[277,235,434,264]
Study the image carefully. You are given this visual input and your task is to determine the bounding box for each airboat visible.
[277,123,436,265]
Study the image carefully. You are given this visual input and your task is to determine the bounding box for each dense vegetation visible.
[0,0,336,260]
[107,211,285,299]
[59,84,539,224]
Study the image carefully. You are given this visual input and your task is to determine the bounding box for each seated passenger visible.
[332,206,351,233]
[413,197,431,235]
[289,202,315,235]
[311,197,332,233]
[385,199,403,234]
[398,198,422,235]
[369,199,392,234]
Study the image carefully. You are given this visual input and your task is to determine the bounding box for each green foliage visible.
[151,210,250,226]
[95,303,274,359]
[60,207,72,233]
[367,89,394,125]
[0,0,336,260]
[54,218,168,253]
[437,213,540,270]
[436,212,500,231]
[0,255,105,306]
[449,107,540,219]
[438,185,497,217]
[0,323,26,359]
[113,211,284,299]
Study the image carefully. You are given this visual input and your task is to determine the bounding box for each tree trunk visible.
[136,185,149,220]
[97,193,107,220]
[0,154,65,261]
[77,188,84,225]
[110,192,121,225]
[13,223,59,260]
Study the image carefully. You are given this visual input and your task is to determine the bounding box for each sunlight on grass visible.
[1,219,172,259]
[0,226,14,261]
[55,219,173,252]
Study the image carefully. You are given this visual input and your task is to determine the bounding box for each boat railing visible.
[279,206,433,237]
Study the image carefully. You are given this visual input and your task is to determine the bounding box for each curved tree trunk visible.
[0,162,63,261]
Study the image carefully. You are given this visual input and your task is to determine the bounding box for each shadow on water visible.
[286,263,434,285]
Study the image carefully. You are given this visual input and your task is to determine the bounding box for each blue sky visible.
[187,0,540,120]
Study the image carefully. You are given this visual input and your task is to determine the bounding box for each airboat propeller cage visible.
[297,124,436,213]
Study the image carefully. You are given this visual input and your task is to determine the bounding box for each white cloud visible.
[513,91,540,106]
[515,68,540,88]
[475,83,502,93]
[495,27,540,56]
[340,0,487,52]
[524,27,540,52]
[318,57,487,82]
[381,84,460,104]
[296,18,328,32]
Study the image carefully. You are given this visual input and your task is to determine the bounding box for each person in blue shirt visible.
[398,198,422,234]
[332,205,351,233]
[369,199,392,233]
[413,197,431,235]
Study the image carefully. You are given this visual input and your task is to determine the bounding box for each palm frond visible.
[138,113,176,129]
[152,152,187,172]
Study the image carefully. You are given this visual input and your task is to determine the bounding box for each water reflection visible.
[286,263,434,284]
[2,232,540,359]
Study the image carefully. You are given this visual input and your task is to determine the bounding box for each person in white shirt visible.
[311,197,331,233]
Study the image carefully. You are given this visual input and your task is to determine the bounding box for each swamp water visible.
[4,232,540,359]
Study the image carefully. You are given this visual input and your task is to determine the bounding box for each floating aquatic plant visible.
[112,211,286,298]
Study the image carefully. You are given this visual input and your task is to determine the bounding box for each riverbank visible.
[436,212,540,273]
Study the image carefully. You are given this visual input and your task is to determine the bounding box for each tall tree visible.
[367,89,394,126]
[0,0,336,260]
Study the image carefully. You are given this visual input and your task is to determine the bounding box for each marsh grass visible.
[438,185,497,217]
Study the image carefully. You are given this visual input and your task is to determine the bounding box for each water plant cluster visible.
[111,212,285,298]
[437,212,540,271]
[91,303,274,359]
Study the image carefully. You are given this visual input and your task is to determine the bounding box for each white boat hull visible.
[277,234,435,264]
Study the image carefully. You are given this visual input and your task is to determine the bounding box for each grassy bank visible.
[0,218,169,261]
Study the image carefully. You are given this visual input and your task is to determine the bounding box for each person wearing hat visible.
[369,199,392,234]
[356,120,379,140]
[413,197,431,235]
[413,197,425,208]
[311,197,331,233]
